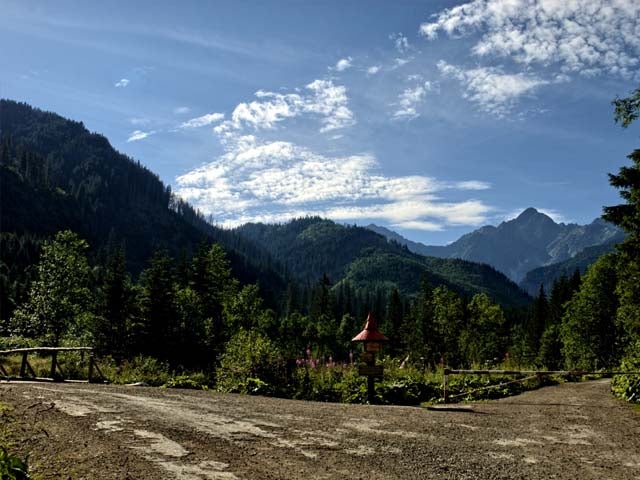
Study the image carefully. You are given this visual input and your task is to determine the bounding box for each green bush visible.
[104,355,171,386]
[0,337,38,351]
[612,345,640,404]
[162,373,210,390]
[217,329,286,395]
[0,447,30,480]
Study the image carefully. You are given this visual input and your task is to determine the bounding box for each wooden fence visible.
[0,347,106,383]
[443,368,640,404]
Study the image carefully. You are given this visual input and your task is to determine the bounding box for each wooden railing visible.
[0,347,106,383]
[442,368,640,403]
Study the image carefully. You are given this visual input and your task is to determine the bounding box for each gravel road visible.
[1,379,639,479]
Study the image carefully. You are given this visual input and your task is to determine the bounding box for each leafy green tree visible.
[561,254,620,370]
[400,280,433,364]
[11,230,91,345]
[174,285,207,367]
[460,293,505,367]
[431,286,464,367]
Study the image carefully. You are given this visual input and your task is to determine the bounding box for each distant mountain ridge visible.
[367,208,625,282]
[235,218,532,307]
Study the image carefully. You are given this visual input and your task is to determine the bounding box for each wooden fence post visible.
[443,368,450,404]
[88,355,94,383]
[50,351,57,380]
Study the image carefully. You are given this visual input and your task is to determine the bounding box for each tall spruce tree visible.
[604,85,640,352]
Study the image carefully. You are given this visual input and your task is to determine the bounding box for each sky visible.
[1,0,639,245]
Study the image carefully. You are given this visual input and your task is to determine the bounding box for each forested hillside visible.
[235,218,531,307]
[519,242,617,295]
[0,99,287,319]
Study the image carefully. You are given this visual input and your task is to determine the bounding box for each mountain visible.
[235,218,532,307]
[368,208,625,282]
[519,242,618,295]
[0,99,287,315]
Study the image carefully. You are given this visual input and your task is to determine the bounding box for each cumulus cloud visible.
[175,136,492,229]
[214,79,355,138]
[179,112,225,128]
[437,60,548,116]
[174,106,191,114]
[393,81,433,119]
[334,57,353,72]
[421,0,640,78]
[127,130,155,142]
[114,78,130,88]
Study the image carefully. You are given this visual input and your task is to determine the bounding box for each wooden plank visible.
[0,347,93,356]
[359,365,384,376]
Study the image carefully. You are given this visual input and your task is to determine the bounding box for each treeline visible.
[2,226,613,377]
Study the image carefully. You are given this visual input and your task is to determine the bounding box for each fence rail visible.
[0,347,105,383]
[443,367,640,404]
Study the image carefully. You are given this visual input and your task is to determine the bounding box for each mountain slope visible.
[235,218,531,307]
[519,242,618,295]
[0,99,286,300]
[369,209,624,282]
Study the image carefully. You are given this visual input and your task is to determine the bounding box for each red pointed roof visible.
[351,313,389,342]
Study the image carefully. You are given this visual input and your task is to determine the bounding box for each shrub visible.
[104,355,171,386]
[612,344,640,404]
[0,447,30,480]
[162,373,210,390]
[217,329,286,395]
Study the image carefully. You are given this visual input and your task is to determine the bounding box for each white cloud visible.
[453,180,491,190]
[390,33,411,54]
[393,57,411,69]
[437,60,548,116]
[334,57,353,72]
[421,0,640,79]
[392,220,444,232]
[179,112,225,128]
[175,136,492,229]
[114,78,130,88]
[129,117,150,126]
[214,79,355,137]
[367,65,382,75]
[174,106,191,114]
[127,130,155,142]
[393,81,433,120]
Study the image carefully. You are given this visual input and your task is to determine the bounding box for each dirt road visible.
[1,379,639,479]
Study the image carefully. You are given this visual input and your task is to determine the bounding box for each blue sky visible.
[1,0,639,245]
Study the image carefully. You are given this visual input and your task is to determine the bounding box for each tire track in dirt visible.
[1,379,639,479]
